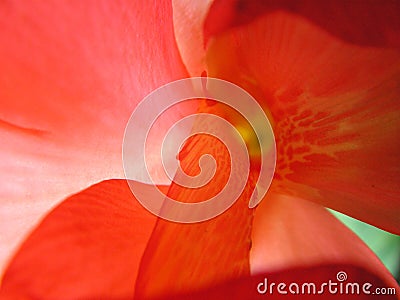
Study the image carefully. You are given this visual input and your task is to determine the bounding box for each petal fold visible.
[172,0,214,76]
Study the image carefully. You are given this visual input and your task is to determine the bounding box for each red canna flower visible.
[0,0,399,299]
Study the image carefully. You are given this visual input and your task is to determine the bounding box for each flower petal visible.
[251,191,399,292]
[0,0,191,276]
[134,102,256,298]
[0,180,161,299]
[204,10,400,233]
[172,0,214,76]
[204,0,400,49]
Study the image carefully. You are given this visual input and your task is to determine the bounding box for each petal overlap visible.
[0,0,192,276]
[0,180,160,299]
[204,9,400,233]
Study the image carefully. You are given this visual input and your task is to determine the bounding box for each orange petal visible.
[0,180,161,299]
[204,10,400,233]
[204,0,400,49]
[251,191,399,293]
[134,102,257,298]
[0,0,191,276]
[161,264,398,299]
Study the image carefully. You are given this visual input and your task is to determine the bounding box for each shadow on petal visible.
[204,0,400,50]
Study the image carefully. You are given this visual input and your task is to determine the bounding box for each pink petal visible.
[0,0,192,277]
[172,0,214,76]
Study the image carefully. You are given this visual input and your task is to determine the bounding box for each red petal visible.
[161,264,399,300]
[204,0,400,49]
[251,192,399,291]
[0,0,191,275]
[0,180,161,299]
[204,10,400,233]
[134,103,257,298]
